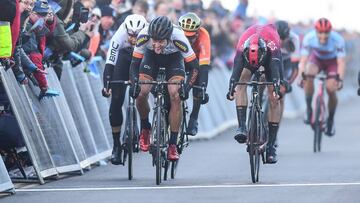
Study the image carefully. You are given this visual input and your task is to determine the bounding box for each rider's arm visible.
[197,29,211,87]
[337,57,346,80]
[269,49,283,83]
[129,55,142,82]
[336,35,346,80]
[185,57,200,87]
[230,50,243,84]
[103,24,127,87]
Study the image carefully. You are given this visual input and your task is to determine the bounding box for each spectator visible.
[96,5,115,59]
[46,1,95,78]
[22,0,59,98]
[115,0,148,27]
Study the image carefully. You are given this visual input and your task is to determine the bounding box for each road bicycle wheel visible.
[248,108,260,183]
[313,96,323,153]
[155,106,162,185]
[127,106,134,180]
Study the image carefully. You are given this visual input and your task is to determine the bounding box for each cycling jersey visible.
[301,30,346,60]
[231,24,283,83]
[105,23,133,65]
[281,31,300,62]
[132,25,197,63]
[192,27,211,66]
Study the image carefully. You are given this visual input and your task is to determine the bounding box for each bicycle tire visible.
[248,107,260,183]
[314,96,323,153]
[128,106,134,180]
[155,105,162,185]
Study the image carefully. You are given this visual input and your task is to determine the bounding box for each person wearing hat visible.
[22,0,59,99]
[96,5,115,59]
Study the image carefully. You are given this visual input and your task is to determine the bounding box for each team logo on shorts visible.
[173,40,189,52]
[136,35,150,47]
[267,41,277,51]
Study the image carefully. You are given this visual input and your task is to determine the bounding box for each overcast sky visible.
[203,0,360,31]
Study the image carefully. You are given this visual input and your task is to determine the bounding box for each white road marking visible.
[16,182,360,192]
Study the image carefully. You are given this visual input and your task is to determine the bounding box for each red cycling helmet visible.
[315,18,332,33]
[243,34,268,67]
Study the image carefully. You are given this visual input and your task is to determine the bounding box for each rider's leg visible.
[188,66,210,135]
[326,77,338,136]
[109,48,132,164]
[234,68,252,144]
[266,85,281,164]
[136,53,156,152]
[168,76,183,144]
[136,75,152,152]
[304,62,319,123]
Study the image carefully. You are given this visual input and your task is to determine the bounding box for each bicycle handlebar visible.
[235,81,274,86]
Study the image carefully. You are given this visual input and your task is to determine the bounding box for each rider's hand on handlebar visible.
[129,78,141,99]
[179,83,190,101]
[273,81,282,100]
[102,87,112,98]
[226,79,235,101]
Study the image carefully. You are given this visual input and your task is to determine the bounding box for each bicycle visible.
[229,68,274,183]
[109,80,140,180]
[302,72,330,153]
[136,68,185,185]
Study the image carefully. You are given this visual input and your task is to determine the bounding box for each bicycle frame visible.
[234,69,273,183]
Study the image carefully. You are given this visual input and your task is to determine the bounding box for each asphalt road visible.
[1,97,360,203]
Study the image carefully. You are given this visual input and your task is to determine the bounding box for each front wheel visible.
[248,109,261,183]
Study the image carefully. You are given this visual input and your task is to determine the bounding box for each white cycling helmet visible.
[124,14,147,35]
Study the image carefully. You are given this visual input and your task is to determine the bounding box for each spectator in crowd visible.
[22,0,59,98]
[46,0,95,78]
[95,5,115,59]
[114,0,148,27]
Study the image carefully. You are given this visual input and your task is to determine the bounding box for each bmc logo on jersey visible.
[173,40,189,53]
[109,41,120,63]
[267,41,277,51]
[136,35,150,47]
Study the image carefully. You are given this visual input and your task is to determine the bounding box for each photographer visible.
[46,0,95,78]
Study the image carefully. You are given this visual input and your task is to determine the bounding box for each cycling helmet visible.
[178,12,201,36]
[275,20,290,40]
[243,34,268,67]
[148,16,173,40]
[315,18,332,32]
[124,14,147,35]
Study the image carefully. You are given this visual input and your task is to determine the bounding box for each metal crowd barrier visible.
[0,156,14,193]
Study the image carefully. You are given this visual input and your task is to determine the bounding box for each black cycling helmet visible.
[275,20,290,40]
[148,16,173,40]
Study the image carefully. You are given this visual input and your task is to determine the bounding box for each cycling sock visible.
[268,122,279,145]
[236,106,247,128]
[112,132,121,147]
[169,132,178,145]
[141,118,151,130]
[328,106,336,121]
[190,98,201,120]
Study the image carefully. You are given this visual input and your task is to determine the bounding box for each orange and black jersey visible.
[191,27,211,66]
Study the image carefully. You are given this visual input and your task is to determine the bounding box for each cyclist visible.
[227,24,283,164]
[129,16,199,161]
[274,20,300,121]
[102,14,147,165]
[298,18,345,136]
[178,12,211,136]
